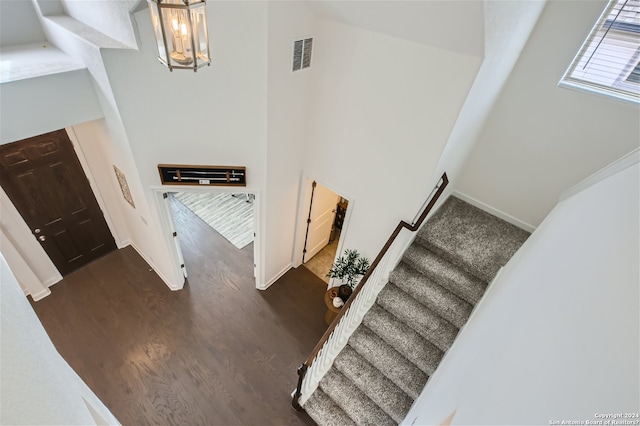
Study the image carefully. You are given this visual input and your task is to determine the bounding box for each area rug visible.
[173,192,254,249]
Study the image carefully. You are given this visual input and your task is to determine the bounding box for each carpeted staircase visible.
[302,196,530,425]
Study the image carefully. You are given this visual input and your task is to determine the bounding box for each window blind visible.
[561,0,640,102]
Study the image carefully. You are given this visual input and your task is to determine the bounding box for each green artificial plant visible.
[326,249,371,290]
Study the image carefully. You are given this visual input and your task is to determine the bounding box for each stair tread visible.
[416,196,530,282]
[403,245,487,305]
[363,303,443,375]
[320,368,396,426]
[334,345,414,423]
[303,388,356,426]
[390,263,472,329]
[377,282,459,352]
[303,195,531,426]
[348,325,427,399]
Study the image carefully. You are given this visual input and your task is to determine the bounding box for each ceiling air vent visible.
[293,38,313,72]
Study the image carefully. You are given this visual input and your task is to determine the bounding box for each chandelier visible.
[147,0,211,71]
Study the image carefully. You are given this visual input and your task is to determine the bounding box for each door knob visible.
[34,228,41,234]
[38,235,46,242]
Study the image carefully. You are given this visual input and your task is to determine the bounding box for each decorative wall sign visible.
[113,165,135,209]
[158,164,247,187]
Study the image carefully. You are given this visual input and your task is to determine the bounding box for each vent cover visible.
[293,38,313,72]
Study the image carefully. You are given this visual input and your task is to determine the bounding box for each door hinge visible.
[163,192,168,199]
[173,231,177,237]
[180,264,185,268]
[303,249,307,254]
[307,218,311,224]
[312,181,317,188]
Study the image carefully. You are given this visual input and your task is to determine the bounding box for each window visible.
[560,0,640,103]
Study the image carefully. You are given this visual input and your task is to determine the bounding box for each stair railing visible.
[292,173,449,409]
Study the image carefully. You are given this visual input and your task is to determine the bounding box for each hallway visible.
[303,233,339,284]
[29,197,328,425]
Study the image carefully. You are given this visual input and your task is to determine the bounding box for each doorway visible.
[159,188,258,287]
[301,181,349,284]
[0,130,117,276]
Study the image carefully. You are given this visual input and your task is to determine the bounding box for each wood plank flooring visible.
[29,195,328,425]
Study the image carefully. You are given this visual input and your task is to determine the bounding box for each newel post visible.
[292,363,308,410]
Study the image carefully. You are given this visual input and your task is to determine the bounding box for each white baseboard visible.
[118,238,133,249]
[559,148,639,202]
[44,276,62,288]
[31,288,52,301]
[452,191,536,233]
[127,242,183,291]
[260,264,292,290]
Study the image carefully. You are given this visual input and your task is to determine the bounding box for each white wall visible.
[0,185,61,295]
[434,0,546,220]
[23,1,181,288]
[0,69,106,296]
[307,0,484,58]
[0,0,46,46]
[60,0,137,48]
[100,1,268,285]
[456,0,640,228]
[403,159,640,425]
[264,1,315,286]
[2,1,273,290]
[0,254,120,425]
[0,69,102,143]
[303,18,482,262]
[69,119,133,248]
[0,119,140,298]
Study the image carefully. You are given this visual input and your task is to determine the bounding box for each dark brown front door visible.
[0,129,117,275]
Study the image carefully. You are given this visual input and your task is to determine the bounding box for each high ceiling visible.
[1,1,485,58]
[306,1,484,57]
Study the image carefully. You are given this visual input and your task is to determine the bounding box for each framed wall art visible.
[114,165,135,209]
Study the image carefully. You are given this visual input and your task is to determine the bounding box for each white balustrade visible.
[295,175,448,407]
[298,232,406,406]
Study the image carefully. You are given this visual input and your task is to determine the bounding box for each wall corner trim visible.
[119,239,134,249]
[128,242,183,291]
[31,288,52,301]
[559,148,640,203]
[260,264,291,291]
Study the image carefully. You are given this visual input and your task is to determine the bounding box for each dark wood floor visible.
[30,195,329,425]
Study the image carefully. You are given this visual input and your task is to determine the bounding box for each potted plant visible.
[327,249,370,302]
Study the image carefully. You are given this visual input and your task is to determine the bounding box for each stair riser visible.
[334,346,413,423]
[390,265,472,329]
[402,245,487,305]
[414,196,530,283]
[320,369,395,426]
[376,283,459,352]
[303,389,357,426]
[348,326,427,399]
[363,304,443,376]
[302,196,530,426]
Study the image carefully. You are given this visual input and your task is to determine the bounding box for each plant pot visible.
[338,284,352,302]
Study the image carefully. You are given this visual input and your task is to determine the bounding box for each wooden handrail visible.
[292,173,449,410]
